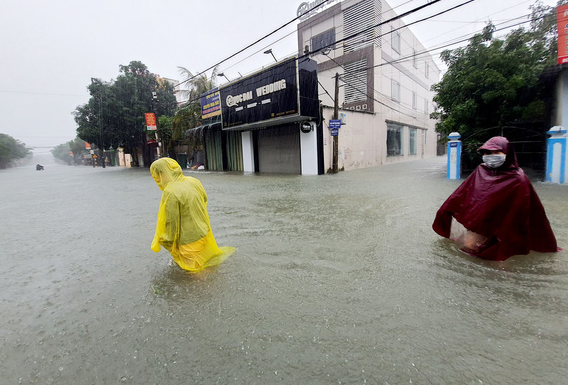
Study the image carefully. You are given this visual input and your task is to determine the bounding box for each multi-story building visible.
[191,0,440,174]
[296,0,440,171]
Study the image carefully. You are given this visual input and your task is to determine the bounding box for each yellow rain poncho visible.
[150,158,235,272]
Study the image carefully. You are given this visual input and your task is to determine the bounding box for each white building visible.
[297,0,440,171]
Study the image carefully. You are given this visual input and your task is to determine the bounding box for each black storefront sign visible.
[220,58,313,130]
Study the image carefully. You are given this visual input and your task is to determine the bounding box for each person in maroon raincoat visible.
[432,136,558,261]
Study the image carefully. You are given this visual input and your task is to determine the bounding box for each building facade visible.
[297,0,440,171]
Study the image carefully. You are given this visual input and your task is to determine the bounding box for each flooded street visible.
[1,157,567,384]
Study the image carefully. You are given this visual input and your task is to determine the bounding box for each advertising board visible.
[220,58,299,129]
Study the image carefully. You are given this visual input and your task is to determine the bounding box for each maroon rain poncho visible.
[432,136,558,261]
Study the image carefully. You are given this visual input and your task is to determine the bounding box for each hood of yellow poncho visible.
[150,157,186,190]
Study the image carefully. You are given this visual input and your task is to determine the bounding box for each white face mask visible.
[483,154,506,168]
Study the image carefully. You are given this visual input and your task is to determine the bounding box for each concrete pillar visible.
[300,122,318,175]
[241,131,255,173]
[447,132,461,180]
[545,126,567,184]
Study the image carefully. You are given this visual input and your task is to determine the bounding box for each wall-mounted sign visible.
[329,119,341,129]
[200,89,221,119]
[558,5,568,64]
[297,0,338,20]
[145,113,157,130]
[220,58,299,129]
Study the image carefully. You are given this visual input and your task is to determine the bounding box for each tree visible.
[431,1,563,168]
[0,133,29,169]
[157,115,174,157]
[51,137,89,164]
[170,67,219,156]
[74,61,177,166]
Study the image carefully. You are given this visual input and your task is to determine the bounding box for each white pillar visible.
[241,131,255,173]
[545,126,567,184]
[447,132,461,180]
[300,122,318,175]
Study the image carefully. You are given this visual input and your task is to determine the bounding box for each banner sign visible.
[201,89,221,119]
[557,4,568,64]
[85,142,91,150]
[220,58,299,129]
[145,113,157,130]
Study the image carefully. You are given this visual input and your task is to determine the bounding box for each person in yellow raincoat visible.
[150,158,235,272]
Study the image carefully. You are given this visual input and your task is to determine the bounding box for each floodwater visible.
[1,157,567,384]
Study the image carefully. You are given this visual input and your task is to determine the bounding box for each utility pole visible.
[99,93,105,168]
[91,78,105,168]
[332,72,339,174]
[152,92,160,158]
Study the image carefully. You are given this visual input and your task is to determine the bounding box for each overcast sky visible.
[0,0,557,150]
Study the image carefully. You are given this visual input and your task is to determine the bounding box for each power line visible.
[318,9,545,119]
[337,0,478,57]
[302,0,445,60]
[324,53,423,120]
[360,15,544,74]
[204,0,419,78]
[0,90,86,97]
[173,0,339,88]
[178,0,444,90]
[311,1,482,119]
[179,0,446,107]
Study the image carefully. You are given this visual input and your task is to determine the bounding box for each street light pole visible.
[264,49,277,62]
[217,73,230,82]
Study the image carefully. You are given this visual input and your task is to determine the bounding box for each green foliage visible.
[0,133,29,169]
[157,115,173,156]
[51,137,89,164]
[172,67,218,148]
[73,61,177,165]
[431,1,562,158]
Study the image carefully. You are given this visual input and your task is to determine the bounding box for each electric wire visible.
[179,0,446,106]
[361,15,545,74]
[203,0,422,82]
[173,0,338,88]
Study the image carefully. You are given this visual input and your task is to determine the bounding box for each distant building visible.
[297,0,440,171]
[160,77,186,106]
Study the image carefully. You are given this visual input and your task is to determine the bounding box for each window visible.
[425,62,430,79]
[392,29,401,54]
[344,59,368,104]
[413,49,417,68]
[424,99,429,114]
[409,128,417,155]
[311,28,335,53]
[344,0,381,53]
[412,92,417,110]
[391,80,400,102]
[387,123,403,156]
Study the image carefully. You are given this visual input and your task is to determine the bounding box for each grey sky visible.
[0,0,556,150]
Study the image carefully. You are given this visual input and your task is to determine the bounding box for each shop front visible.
[215,56,323,175]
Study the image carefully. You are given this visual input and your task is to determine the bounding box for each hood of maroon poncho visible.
[477,136,519,168]
[432,137,557,261]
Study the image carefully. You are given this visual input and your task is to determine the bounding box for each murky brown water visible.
[1,157,566,384]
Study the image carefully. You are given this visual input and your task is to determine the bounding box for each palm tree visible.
[170,67,219,156]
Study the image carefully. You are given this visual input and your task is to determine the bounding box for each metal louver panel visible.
[344,59,368,104]
[343,0,381,53]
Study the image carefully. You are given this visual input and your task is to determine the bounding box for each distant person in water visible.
[150,158,235,272]
[432,136,558,261]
